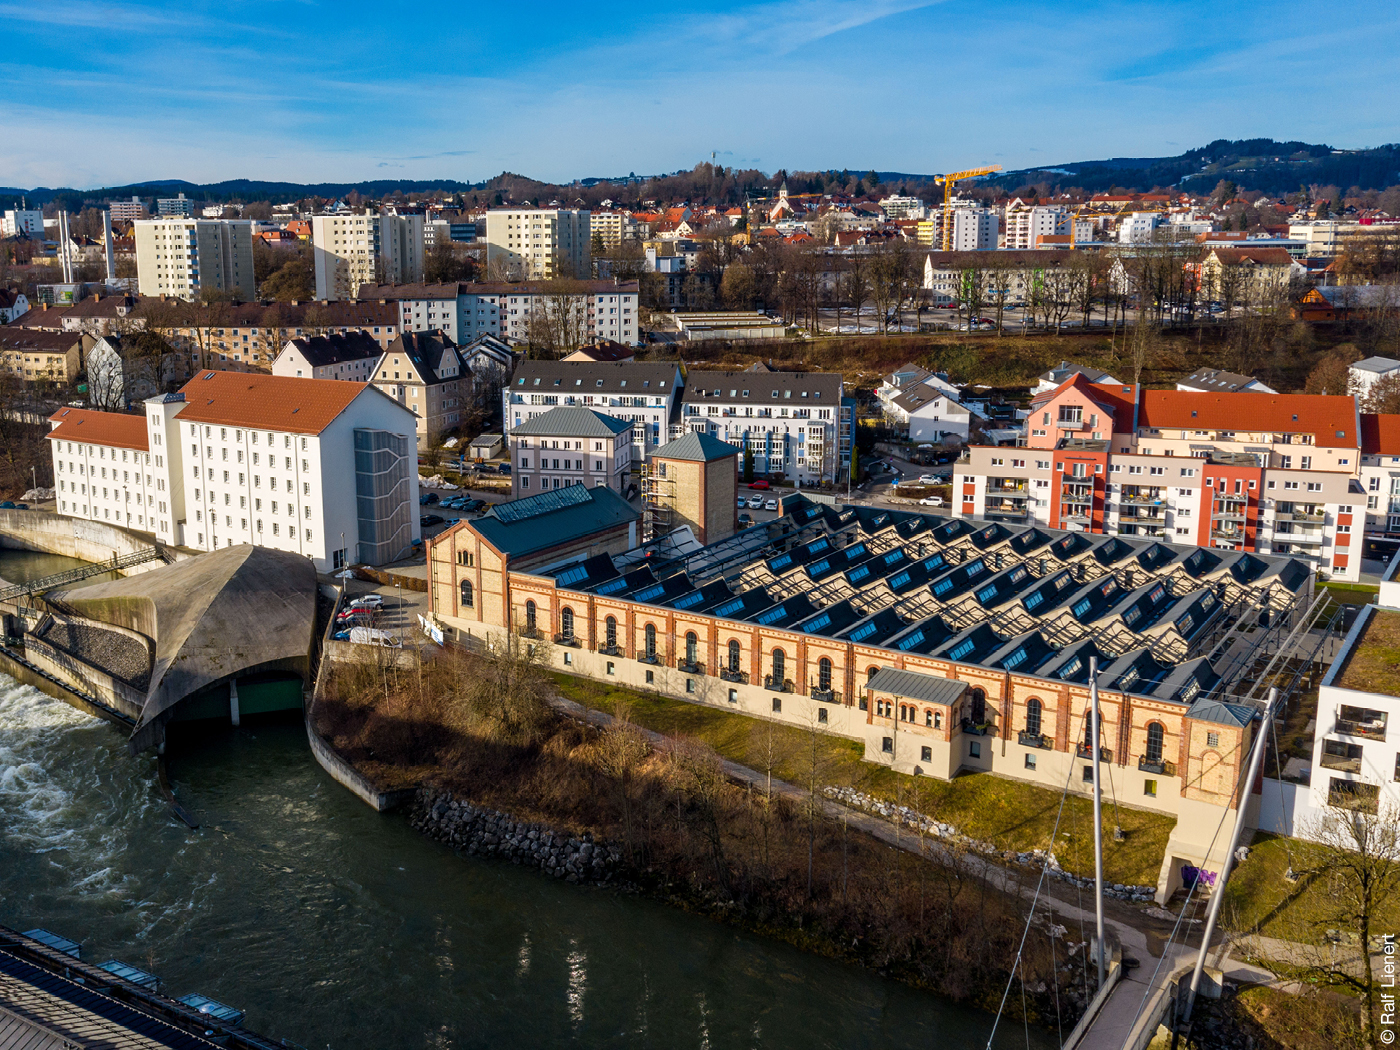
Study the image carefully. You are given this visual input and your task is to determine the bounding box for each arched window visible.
[525,600,536,632]
[899,704,907,722]
[1025,698,1042,738]
[605,615,617,649]
[644,623,657,659]
[728,639,741,672]
[460,579,473,608]
[1084,719,1095,749]
[925,709,933,727]
[772,648,786,683]
[685,631,698,665]
[560,606,574,639]
[969,687,986,724]
[818,656,832,690]
[866,666,879,683]
[1146,721,1165,764]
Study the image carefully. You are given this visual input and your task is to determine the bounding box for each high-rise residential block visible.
[312,212,424,301]
[484,208,590,280]
[133,219,256,300]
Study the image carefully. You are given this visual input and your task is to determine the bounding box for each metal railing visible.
[719,668,748,684]
[0,546,165,602]
[1018,730,1051,749]
[1077,744,1113,762]
[810,686,842,703]
[637,652,661,665]
[677,659,705,675]
[597,643,621,656]
[1336,718,1387,741]
[764,675,794,693]
[553,633,581,647]
[1137,757,1176,775]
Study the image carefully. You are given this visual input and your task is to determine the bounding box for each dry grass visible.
[1336,608,1400,694]
[1226,985,1363,1050]
[555,674,1175,886]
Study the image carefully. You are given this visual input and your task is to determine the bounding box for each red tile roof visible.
[175,369,372,435]
[1362,413,1400,455]
[47,407,149,451]
[1139,391,1358,447]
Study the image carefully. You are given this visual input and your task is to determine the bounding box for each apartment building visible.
[589,209,638,249]
[370,331,467,448]
[484,208,590,280]
[271,331,383,381]
[511,406,634,498]
[133,219,256,300]
[949,209,999,251]
[0,330,87,384]
[2,208,43,237]
[358,280,639,348]
[49,370,419,570]
[955,377,1366,579]
[505,360,682,455]
[108,197,149,222]
[923,250,1071,303]
[312,212,425,301]
[156,193,195,218]
[680,370,847,484]
[1360,413,1400,539]
[1002,203,1067,251]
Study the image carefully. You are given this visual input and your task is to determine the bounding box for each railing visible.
[1077,744,1113,762]
[1337,718,1387,741]
[678,659,705,675]
[0,545,165,602]
[719,668,748,684]
[1056,418,1084,430]
[764,675,794,693]
[1278,510,1325,522]
[1319,750,1362,774]
[1137,757,1177,775]
[518,626,542,639]
[1120,493,1163,505]
[962,719,996,737]
[1018,730,1051,749]
[637,652,661,665]
[987,483,1028,495]
[810,686,842,703]
[553,633,581,648]
[597,643,621,656]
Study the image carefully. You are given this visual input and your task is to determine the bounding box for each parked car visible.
[0,501,13,509]
[736,497,747,509]
[918,474,940,484]
[424,492,440,504]
[420,513,444,527]
[737,513,753,527]
[497,463,512,474]
[461,498,485,512]
[332,630,350,641]
[919,495,945,506]
[13,503,26,510]
[747,495,764,509]
[350,594,384,609]
[349,626,401,648]
[748,479,771,490]
[764,498,778,511]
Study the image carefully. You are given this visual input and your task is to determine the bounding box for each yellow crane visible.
[934,165,1003,251]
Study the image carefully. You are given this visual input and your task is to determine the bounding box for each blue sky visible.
[2,0,1397,189]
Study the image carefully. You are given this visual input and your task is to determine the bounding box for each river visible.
[0,556,1054,1050]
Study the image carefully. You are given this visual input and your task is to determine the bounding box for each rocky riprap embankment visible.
[412,789,620,884]
[824,786,1157,902]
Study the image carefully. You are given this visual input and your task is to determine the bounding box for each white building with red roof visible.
[49,370,419,570]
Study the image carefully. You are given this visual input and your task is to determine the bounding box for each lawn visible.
[1222,832,1400,946]
[554,673,1176,886]
[1336,607,1400,694]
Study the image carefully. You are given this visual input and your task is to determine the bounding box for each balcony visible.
[1337,707,1388,740]
[1138,757,1177,775]
[988,482,1029,495]
[518,626,542,640]
[678,659,705,675]
[1120,491,1164,505]
[1056,418,1085,431]
[1018,731,1051,749]
[1077,744,1113,762]
[1210,527,1244,541]
[810,686,843,704]
[962,719,996,737]
[1275,531,1325,545]
[764,675,795,693]
[719,668,749,684]
[1277,509,1325,523]
[637,652,661,666]
[597,643,622,656]
[1319,740,1363,774]
[552,633,582,648]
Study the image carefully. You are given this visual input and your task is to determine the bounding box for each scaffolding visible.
[639,462,675,542]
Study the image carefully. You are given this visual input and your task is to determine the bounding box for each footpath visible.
[548,694,1358,1050]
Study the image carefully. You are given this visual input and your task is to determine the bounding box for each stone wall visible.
[0,509,194,573]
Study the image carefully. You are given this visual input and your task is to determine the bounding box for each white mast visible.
[1090,654,1106,988]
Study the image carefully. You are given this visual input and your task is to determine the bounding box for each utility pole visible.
[1174,687,1279,1048]
[1090,654,1106,988]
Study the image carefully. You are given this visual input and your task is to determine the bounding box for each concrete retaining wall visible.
[22,634,144,721]
[0,510,193,574]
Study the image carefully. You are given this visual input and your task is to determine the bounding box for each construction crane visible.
[934,165,1002,251]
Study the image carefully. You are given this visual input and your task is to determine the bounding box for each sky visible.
[1,0,1398,190]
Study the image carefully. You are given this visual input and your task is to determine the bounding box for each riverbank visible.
[312,641,1092,1028]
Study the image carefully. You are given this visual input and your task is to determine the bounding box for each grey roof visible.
[657,430,740,462]
[512,405,632,438]
[1179,367,1272,393]
[387,330,461,385]
[1350,355,1400,374]
[865,666,969,706]
[1041,360,1115,384]
[472,485,639,558]
[1184,697,1255,727]
[682,368,843,405]
[1322,286,1400,310]
[511,359,680,395]
[357,281,468,300]
[287,330,382,368]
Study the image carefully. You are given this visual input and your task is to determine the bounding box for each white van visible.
[349,626,402,647]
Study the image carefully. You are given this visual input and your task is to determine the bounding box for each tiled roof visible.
[1361,413,1400,455]
[1207,247,1298,267]
[47,407,150,451]
[1138,390,1358,447]
[385,331,460,386]
[7,306,70,329]
[285,331,383,368]
[0,330,81,352]
[175,370,378,435]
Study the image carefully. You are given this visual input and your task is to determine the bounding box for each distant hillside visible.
[989,139,1400,195]
[0,178,488,209]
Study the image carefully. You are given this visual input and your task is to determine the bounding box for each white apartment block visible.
[108,197,149,222]
[680,370,848,485]
[484,208,590,280]
[950,209,999,251]
[48,370,420,571]
[878,195,927,220]
[589,210,638,248]
[1003,205,1067,251]
[511,405,635,498]
[1118,212,1164,243]
[313,212,425,301]
[505,361,682,455]
[2,208,43,237]
[133,219,256,300]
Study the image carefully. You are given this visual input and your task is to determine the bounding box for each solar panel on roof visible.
[492,484,593,524]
